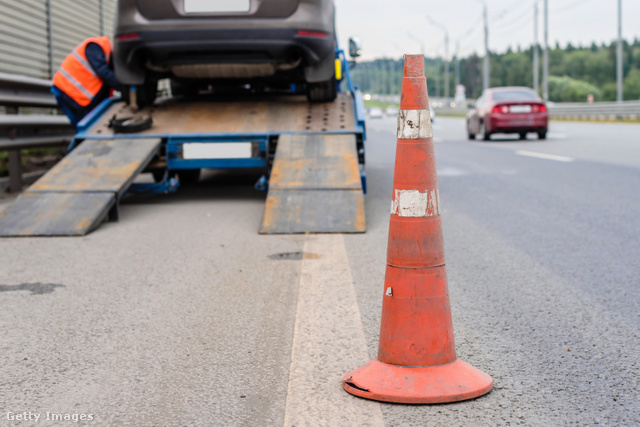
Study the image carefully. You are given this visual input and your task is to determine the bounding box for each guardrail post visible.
[8,150,23,193]
[5,105,23,192]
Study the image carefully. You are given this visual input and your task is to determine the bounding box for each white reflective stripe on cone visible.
[390,189,441,217]
[397,109,433,139]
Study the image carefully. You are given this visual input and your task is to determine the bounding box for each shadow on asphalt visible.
[121,168,267,206]
[474,134,550,143]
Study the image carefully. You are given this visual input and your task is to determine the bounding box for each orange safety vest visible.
[52,36,112,107]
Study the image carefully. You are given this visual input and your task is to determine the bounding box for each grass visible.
[363,100,395,109]
[434,111,468,118]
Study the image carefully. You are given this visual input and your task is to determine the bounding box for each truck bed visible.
[86,93,356,137]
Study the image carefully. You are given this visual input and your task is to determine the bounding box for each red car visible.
[466,87,548,140]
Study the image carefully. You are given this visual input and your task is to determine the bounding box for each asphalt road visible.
[1,116,639,426]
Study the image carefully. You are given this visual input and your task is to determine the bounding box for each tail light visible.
[492,105,509,114]
[296,30,329,38]
[532,104,547,112]
[115,33,139,41]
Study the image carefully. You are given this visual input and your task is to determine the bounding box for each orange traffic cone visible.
[342,55,493,404]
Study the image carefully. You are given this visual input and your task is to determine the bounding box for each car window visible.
[492,90,539,101]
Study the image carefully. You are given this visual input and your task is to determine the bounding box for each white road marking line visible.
[283,234,384,426]
[516,150,574,162]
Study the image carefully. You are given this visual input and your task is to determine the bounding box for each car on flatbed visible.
[466,87,548,140]
[114,0,338,106]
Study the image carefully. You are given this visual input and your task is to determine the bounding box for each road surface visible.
[1,117,638,425]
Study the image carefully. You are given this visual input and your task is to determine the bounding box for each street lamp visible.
[617,0,623,102]
[533,1,539,94]
[426,16,450,100]
[474,0,489,91]
[543,0,549,101]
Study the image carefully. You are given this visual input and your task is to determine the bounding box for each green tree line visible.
[350,38,640,102]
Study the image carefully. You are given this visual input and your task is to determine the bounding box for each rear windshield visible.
[492,90,539,101]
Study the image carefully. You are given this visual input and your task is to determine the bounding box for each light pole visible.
[455,40,460,89]
[617,0,623,102]
[543,0,549,101]
[474,0,489,91]
[427,16,450,100]
[533,1,539,94]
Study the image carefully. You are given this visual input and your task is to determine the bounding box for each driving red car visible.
[466,87,548,140]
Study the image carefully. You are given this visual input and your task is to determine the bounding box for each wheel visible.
[177,169,201,185]
[538,130,547,140]
[519,132,527,140]
[480,122,491,141]
[109,115,153,133]
[466,122,475,140]
[170,78,198,98]
[307,78,337,103]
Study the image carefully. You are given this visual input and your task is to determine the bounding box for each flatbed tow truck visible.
[0,50,366,237]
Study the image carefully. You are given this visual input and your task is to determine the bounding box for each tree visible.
[461,54,482,99]
[624,68,640,100]
[548,76,602,102]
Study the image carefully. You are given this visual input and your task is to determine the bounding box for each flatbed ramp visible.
[86,94,357,136]
[0,138,160,236]
[260,134,365,234]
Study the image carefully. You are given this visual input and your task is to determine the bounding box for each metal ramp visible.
[260,134,365,234]
[0,138,161,237]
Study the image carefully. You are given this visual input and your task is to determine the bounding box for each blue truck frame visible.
[71,49,367,195]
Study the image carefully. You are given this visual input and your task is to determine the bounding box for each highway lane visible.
[1,116,639,425]
[361,116,640,424]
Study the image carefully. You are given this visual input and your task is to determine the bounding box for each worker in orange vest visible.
[52,36,121,127]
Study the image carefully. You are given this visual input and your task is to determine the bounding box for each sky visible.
[335,0,640,60]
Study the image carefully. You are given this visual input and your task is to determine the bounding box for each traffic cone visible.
[342,55,493,404]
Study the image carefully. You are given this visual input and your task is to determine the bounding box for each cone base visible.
[342,358,493,404]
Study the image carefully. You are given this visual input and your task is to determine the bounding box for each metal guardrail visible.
[547,101,640,120]
[0,72,74,193]
[369,93,640,121]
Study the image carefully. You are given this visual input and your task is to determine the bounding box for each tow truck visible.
[0,47,366,237]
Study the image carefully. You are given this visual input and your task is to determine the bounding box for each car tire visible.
[177,169,201,185]
[109,115,153,133]
[480,122,491,141]
[170,79,198,98]
[466,122,475,140]
[307,78,337,103]
[519,132,527,140]
[538,130,547,140]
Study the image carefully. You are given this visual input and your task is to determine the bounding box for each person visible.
[52,36,120,127]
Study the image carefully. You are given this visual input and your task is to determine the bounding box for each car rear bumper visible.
[117,28,333,65]
[114,28,334,84]
[487,113,548,133]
